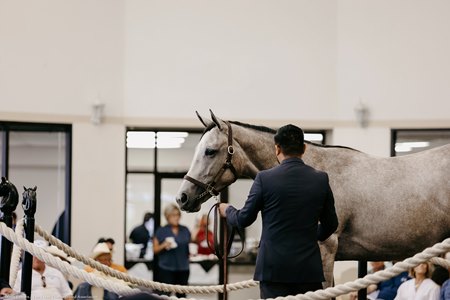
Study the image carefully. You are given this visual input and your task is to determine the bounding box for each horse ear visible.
[23,186,26,191]
[196,111,212,128]
[33,186,37,191]
[209,109,222,130]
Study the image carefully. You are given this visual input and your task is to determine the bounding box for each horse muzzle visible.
[176,193,201,212]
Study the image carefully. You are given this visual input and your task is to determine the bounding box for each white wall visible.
[124,0,338,121]
[336,0,450,122]
[1,0,450,273]
[72,123,125,262]
[0,0,124,118]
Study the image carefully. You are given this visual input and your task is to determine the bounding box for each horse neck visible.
[232,126,278,178]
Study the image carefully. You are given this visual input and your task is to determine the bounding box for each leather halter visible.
[183,121,238,200]
[183,121,244,300]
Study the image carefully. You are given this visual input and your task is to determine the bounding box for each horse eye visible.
[205,148,218,156]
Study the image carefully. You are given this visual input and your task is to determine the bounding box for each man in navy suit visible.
[219,124,338,299]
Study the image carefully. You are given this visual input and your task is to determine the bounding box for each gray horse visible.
[176,111,450,287]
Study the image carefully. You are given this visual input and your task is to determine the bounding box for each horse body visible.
[177,112,450,267]
[303,144,450,260]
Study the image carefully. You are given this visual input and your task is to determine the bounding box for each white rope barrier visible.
[262,238,450,300]
[9,218,24,286]
[0,222,140,297]
[2,220,449,300]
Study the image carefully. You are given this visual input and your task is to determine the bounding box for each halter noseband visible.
[184,121,238,200]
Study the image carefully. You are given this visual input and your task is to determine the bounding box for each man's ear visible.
[275,144,281,156]
[302,143,307,154]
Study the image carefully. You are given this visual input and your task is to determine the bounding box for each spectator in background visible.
[129,212,154,259]
[439,251,450,300]
[153,204,190,298]
[75,243,120,300]
[47,245,74,289]
[349,261,410,300]
[442,278,450,300]
[97,237,127,273]
[191,214,214,255]
[85,242,127,273]
[14,241,73,300]
[394,262,440,300]
[432,251,450,286]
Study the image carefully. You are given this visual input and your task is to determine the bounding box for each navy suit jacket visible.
[226,157,338,283]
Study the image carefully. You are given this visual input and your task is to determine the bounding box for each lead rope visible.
[207,197,231,300]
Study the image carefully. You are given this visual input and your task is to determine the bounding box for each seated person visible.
[45,245,75,290]
[349,261,409,300]
[441,278,450,300]
[97,238,127,273]
[75,243,120,300]
[85,241,126,273]
[14,254,73,299]
[394,262,440,300]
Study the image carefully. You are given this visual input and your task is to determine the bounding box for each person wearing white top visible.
[394,262,440,300]
[14,256,73,300]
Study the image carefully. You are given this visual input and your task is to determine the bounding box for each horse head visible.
[176,110,241,212]
[22,186,37,216]
[0,177,19,214]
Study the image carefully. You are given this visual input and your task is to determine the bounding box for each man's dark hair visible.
[98,237,115,245]
[274,124,305,155]
[143,212,154,223]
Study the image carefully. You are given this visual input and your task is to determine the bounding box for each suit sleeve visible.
[0,278,10,289]
[226,173,264,228]
[317,173,338,241]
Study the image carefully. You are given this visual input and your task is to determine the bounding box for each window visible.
[0,122,72,244]
[391,129,450,156]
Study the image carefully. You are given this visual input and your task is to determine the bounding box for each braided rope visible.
[9,218,25,286]
[0,222,140,296]
[430,256,450,269]
[34,224,258,294]
[3,221,449,300]
[35,222,450,299]
[263,238,450,300]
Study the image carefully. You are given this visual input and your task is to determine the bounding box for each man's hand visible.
[219,203,229,218]
[0,287,13,296]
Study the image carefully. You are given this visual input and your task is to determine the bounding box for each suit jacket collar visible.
[281,157,304,165]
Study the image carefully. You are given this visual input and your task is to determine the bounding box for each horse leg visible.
[319,234,338,299]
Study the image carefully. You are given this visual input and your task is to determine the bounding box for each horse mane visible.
[229,121,277,134]
[202,120,359,152]
[230,121,359,152]
[305,141,360,152]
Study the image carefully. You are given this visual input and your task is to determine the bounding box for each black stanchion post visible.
[20,186,37,299]
[0,177,19,282]
[357,260,367,300]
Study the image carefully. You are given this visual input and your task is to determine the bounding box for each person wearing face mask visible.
[129,212,154,259]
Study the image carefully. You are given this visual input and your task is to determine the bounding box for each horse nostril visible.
[180,193,188,204]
